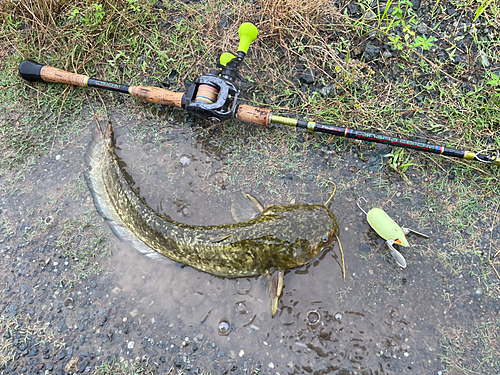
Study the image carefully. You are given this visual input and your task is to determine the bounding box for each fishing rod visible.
[19,23,500,167]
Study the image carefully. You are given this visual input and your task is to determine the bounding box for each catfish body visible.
[86,125,339,314]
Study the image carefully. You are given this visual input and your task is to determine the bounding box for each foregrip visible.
[237,104,272,126]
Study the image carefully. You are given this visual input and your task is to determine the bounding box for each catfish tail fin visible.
[84,123,160,259]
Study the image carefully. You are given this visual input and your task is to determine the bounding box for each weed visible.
[0,314,65,366]
[440,318,500,373]
[384,148,417,181]
[413,35,436,51]
[56,210,112,281]
[94,356,160,375]
[0,217,11,238]
[474,0,495,22]
[486,71,500,97]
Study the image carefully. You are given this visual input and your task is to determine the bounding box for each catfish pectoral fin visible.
[266,269,284,316]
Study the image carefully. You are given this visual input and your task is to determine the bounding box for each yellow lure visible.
[366,208,409,247]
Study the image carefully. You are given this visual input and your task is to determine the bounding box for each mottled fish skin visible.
[86,126,339,279]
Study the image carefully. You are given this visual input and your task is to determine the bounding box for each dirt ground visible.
[1,104,499,374]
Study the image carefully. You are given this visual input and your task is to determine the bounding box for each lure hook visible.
[356,197,368,215]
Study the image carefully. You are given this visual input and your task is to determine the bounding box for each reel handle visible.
[237,23,258,55]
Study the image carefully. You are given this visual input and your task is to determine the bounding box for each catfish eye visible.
[322,236,329,243]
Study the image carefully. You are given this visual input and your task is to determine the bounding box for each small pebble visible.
[128,341,134,349]
[180,156,191,166]
[218,318,231,336]
[239,349,244,357]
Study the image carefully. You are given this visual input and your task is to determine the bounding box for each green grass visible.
[440,318,500,373]
[1,0,500,373]
[56,209,111,281]
[94,357,158,375]
[0,313,65,367]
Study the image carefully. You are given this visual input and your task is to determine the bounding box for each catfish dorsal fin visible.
[231,192,264,222]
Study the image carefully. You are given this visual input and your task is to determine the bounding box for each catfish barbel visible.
[85,124,339,315]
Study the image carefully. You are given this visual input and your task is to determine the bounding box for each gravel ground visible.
[1,0,499,374]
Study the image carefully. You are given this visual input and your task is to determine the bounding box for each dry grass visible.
[252,0,332,38]
[1,0,342,91]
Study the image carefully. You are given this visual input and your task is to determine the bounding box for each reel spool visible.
[194,83,219,104]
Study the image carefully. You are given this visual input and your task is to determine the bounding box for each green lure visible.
[357,198,429,268]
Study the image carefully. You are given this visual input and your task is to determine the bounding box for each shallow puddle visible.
[105,112,453,373]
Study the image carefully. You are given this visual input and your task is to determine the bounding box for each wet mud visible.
[1,108,498,374]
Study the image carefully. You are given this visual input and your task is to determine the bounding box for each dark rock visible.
[56,350,66,361]
[174,357,183,368]
[8,304,18,317]
[417,23,428,34]
[28,347,38,357]
[299,71,315,84]
[78,360,89,373]
[347,3,361,14]
[99,316,107,326]
[219,16,228,30]
[411,0,421,10]
[94,308,106,317]
[57,319,67,333]
[363,44,380,62]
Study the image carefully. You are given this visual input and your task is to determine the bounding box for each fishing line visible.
[322,181,345,281]
[50,85,70,152]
